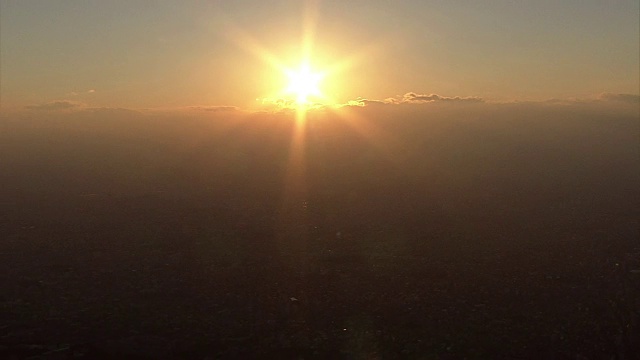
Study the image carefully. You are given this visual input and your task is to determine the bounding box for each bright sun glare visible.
[227,2,370,110]
[285,64,323,105]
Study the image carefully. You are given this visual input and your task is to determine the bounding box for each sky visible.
[1,4,639,357]
[1,0,639,111]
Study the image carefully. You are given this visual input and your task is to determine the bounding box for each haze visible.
[0,1,639,358]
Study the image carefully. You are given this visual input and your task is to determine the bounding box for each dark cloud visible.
[25,100,82,111]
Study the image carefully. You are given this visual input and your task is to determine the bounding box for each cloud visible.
[88,89,96,94]
[259,98,297,110]
[342,92,639,109]
[399,92,484,104]
[248,92,486,111]
[81,107,142,116]
[343,98,389,107]
[539,93,639,109]
[258,98,326,111]
[341,93,484,108]
[543,97,591,105]
[598,93,639,104]
[5,95,637,204]
[25,100,82,111]
[188,105,239,112]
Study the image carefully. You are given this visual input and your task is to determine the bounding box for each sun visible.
[285,64,324,105]
[226,0,380,110]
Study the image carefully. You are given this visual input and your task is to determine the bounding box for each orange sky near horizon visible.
[1,0,638,112]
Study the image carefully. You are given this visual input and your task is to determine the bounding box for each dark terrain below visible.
[1,105,638,358]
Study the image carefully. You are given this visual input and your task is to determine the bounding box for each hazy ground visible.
[1,101,638,358]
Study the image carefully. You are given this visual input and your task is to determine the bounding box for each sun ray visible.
[285,63,324,105]
[217,1,400,268]
[224,24,289,74]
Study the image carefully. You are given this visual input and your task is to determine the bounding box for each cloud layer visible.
[16,91,639,116]
[399,92,484,103]
[188,106,240,112]
[598,93,640,104]
[25,100,82,111]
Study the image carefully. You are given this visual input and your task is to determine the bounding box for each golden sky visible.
[1,0,638,111]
